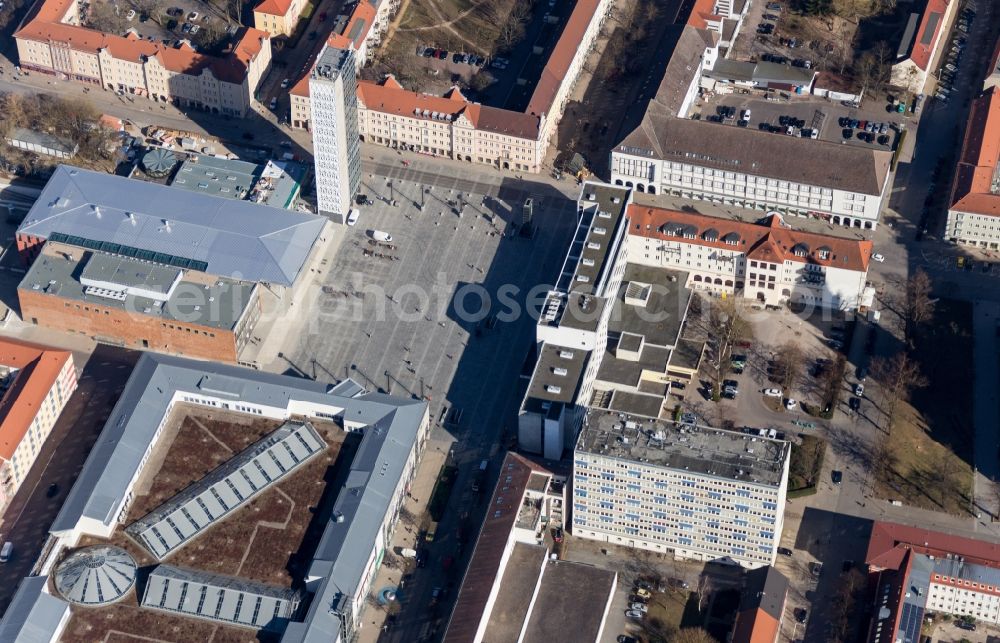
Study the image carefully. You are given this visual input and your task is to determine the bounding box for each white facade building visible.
[612,117,893,229]
[310,46,361,221]
[518,184,633,460]
[945,86,1000,248]
[572,410,789,569]
[626,206,873,310]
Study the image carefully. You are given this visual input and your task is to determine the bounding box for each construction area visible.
[56,404,353,642]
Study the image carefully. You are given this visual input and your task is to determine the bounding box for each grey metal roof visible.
[47,353,427,643]
[170,155,260,201]
[126,422,326,560]
[8,128,78,155]
[54,545,137,605]
[20,242,256,331]
[0,576,70,643]
[141,564,301,631]
[18,165,327,287]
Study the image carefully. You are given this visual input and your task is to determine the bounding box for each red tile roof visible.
[686,0,723,30]
[628,205,874,272]
[866,521,1000,571]
[950,87,1000,217]
[525,0,601,117]
[864,521,1000,643]
[908,0,949,71]
[254,0,294,16]
[357,79,541,138]
[0,338,73,461]
[15,0,268,84]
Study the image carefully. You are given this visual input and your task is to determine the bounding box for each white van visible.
[371,230,392,242]
[1,541,13,563]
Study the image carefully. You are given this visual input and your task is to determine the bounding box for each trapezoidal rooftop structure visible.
[126,421,326,560]
[54,545,137,606]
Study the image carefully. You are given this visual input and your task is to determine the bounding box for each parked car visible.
[629,603,648,613]
[625,610,645,620]
[187,10,199,20]
[763,388,782,397]
[831,470,843,484]
[872,252,885,262]
[854,383,864,397]
[618,637,639,643]
[346,210,359,226]
[126,9,136,20]
[634,588,651,599]
[956,620,977,631]
[785,398,798,410]
[794,607,808,623]
[280,78,290,88]
[777,546,793,556]
[810,562,823,577]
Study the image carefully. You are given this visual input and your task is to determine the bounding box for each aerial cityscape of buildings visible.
[0,0,995,639]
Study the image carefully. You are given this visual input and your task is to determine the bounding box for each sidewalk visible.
[356,442,449,643]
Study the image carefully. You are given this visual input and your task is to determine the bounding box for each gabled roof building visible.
[946,86,1000,247]
[14,0,271,116]
[610,25,893,230]
[0,337,76,512]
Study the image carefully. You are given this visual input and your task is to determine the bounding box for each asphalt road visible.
[0,344,139,614]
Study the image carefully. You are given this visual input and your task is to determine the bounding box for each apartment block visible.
[15,0,271,116]
[572,409,789,568]
[945,86,1000,247]
[626,206,874,310]
[310,45,361,220]
[0,339,77,510]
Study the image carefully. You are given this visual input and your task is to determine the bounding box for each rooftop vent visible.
[553,367,568,376]
[545,385,562,394]
[559,350,575,359]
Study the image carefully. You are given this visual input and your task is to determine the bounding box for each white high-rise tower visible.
[309,45,360,222]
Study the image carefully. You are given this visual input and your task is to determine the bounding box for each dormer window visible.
[817,246,831,260]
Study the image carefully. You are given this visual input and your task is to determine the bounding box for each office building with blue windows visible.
[571,409,789,568]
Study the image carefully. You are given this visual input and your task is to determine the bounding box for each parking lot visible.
[929,4,978,105]
[81,0,240,55]
[694,93,902,152]
[377,0,576,109]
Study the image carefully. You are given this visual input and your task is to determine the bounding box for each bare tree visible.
[696,575,714,612]
[870,351,928,434]
[674,629,716,643]
[904,268,935,341]
[830,568,866,639]
[773,343,805,393]
[698,296,753,399]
